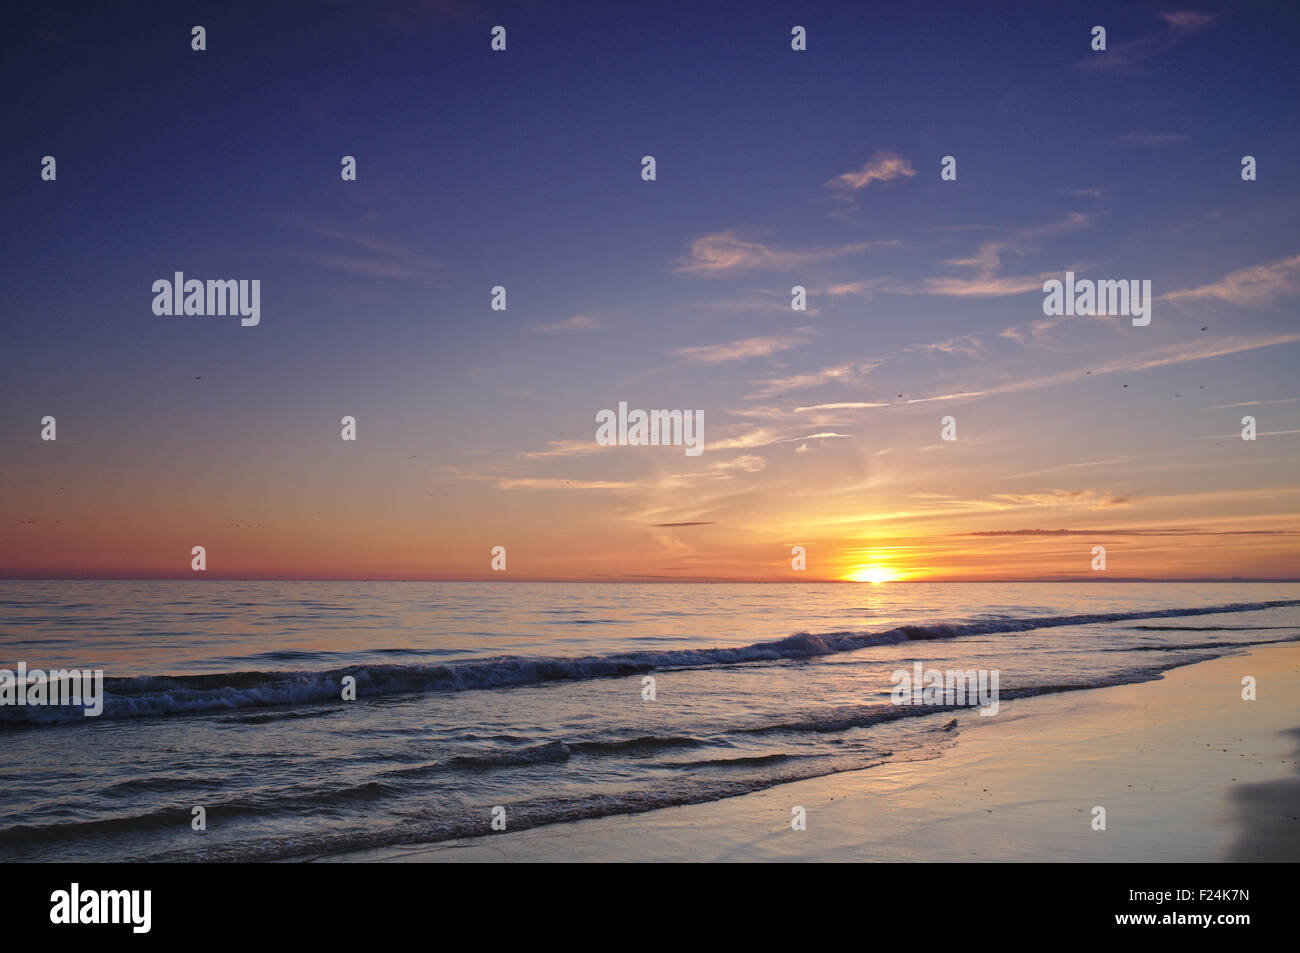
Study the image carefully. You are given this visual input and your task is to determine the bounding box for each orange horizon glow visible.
[10,381,1299,582]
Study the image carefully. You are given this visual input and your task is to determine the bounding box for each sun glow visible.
[845,565,899,584]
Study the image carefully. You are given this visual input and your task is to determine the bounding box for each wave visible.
[450,740,573,768]
[3,599,1297,726]
[122,743,951,863]
[1124,624,1297,631]
[0,637,1288,859]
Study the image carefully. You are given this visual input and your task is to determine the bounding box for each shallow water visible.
[1,581,1297,861]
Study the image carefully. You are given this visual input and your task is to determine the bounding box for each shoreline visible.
[343,642,1300,862]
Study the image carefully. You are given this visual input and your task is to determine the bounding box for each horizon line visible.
[3,576,1299,584]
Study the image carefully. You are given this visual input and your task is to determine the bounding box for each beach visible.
[355,642,1300,862]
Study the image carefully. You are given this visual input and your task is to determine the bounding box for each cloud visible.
[792,431,856,452]
[1196,430,1300,439]
[674,231,886,276]
[1114,130,1190,146]
[991,489,1130,508]
[298,226,442,280]
[687,291,815,316]
[826,271,1055,299]
[917,211,1092,297]
[919,273,1058,297]
[1160,10,1215,29]
[651,521,716,527]
[521,439,608,459]
[918,334,989,357]
[1161,253,1300,307]
[788,331,1300,419]
[987,332,1300,400]
[495,478,638,490]
[823,277,910,298]
[1075,11,1216,75]
[1209,397,1300,409]
[962,527,1297,537]
[1018,211,1096,240]
[827,213,1093,300]
[710,455,767,473]
[799,432,852,441]
[671,330,814,364]
[825,152,917,198]
[748,360,883,398]
[708,429,850,451]
[996,318,1068,347]
[794,401,890,412]
[699,427,781,451]
[1010,459,1131,479]
[531,314,602,333]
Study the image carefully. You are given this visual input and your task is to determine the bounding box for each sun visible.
[845,565,898,584]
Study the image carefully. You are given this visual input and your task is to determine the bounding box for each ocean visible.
[2,580,1298,862]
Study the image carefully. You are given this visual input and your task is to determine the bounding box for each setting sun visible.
[845,565,900,584]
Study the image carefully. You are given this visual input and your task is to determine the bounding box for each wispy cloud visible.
[1059,186,1110,199]
[1161,253,1300,307]
[531,314,602,333]
[685,291,814,316]
[824,151,917,199]
[961,526,1297,537]
[298,225,442,280]
[784,331,1300,420]
[826,212,1093,300]
[916,333,989,357]
[826,270,1055,299]
[992,489,1131,508]
[1114,130,1190,146]
[1075,10,1217,75]
[747,360,883,398]
[1209,397,1300,409]
[710,454,767,473]
[919,273,1058,297]
[671,330,815,364]
[823,277,910,298]
[1195,430,1300,440]
[521,439,608,459]
[794,401,891,412]
[1160,10,1215,30]
[996,318,1069,347]
[709,428,851,451]
[674,231,888,277]
[981,332,1300,402]
[495,478,638,491]
[1009,459,1131,479]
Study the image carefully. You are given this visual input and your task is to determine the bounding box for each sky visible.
[2,0,1299,582]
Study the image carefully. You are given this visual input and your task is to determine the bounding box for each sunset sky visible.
[3,1,1298,581]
